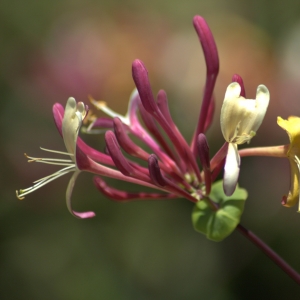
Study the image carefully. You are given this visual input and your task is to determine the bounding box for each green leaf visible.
[192,180,248,242]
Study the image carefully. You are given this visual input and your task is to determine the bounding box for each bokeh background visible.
[2,0,300,299]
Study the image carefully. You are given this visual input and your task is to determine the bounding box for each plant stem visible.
[238,145,288,158]
[237,224,300,285]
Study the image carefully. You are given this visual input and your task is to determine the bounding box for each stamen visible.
[16,165,76,200]
[32,165,75,184]
[39,147,74,156]
[17,146,77,200]
[89,96,130,126]
[82,117,114,134]
[25,154,73,165]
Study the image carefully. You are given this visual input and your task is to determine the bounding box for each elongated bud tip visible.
[132,59,156,114]
[132,59,148,85]
[193,15,205,28]
[192,15,219,75]
[232,74,246,97]
[148,154,166,186]
[197,133,210,170]
[105,130,133,176]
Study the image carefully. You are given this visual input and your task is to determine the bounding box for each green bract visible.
[192,180,248,242]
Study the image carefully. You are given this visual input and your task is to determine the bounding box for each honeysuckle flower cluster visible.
[17,15,286,232]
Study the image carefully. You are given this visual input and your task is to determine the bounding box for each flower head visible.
[18,15,265,220]
[277,116,300,210]
[220,82,270,195]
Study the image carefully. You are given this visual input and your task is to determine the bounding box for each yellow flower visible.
[277,116,300,210]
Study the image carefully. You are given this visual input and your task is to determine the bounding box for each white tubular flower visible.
[16,97,95,219]
[220,82,270,195]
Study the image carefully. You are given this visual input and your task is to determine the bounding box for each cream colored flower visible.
[16,97,95,219]
[220,82,270,195]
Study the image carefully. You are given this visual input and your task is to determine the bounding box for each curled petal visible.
[252,85,270,133]
[223,143,240,196]
[282,159,299,209]
[66,171,96,219]
[277,116,300,148]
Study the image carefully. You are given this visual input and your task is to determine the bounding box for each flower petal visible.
[223,143,240,196]
[282,158,299,209]
[66,170,96,219]
[62,97,85,156]
[220,83,242,142]
[277,116,300,149]
[221,83,269,145]
[251,84,270,133]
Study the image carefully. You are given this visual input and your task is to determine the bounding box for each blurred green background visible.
[2,0,300,299]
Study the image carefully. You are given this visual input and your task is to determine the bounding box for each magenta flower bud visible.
[105,130,151,182]
[113,117,149,160]
[148,154,167,186]
[193,16,219,76]
[105,130,134,177]
[232,74,246,97]
[138,99,176,161]
[197,134,210,170]
[132,59,157,114]
[191,15,219,154]
[197,133,212,194]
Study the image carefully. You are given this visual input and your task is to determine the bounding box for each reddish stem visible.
[237,224,300,285]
